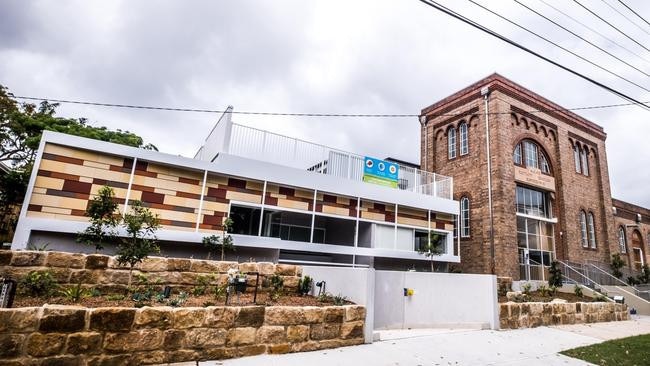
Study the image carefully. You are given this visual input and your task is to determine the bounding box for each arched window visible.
[448,127,457,159]
[574,144,581,173]
[460,197,470,237]
[618,226,627,253]
[513,139,551,174]
[587,212,596,248]
[580,210,588,247]
[581,148,589,176]
[459,122,468,156]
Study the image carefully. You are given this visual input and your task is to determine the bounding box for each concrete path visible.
[193,316,650,366]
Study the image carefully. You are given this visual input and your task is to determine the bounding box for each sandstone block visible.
[40,305,87,333]
[46,252,86,269]
[0,334,25,358]
[89,308,136,332]
[257,262,275,275]
[217,261,239,273]
[0,250,12,265]
[106,257,132,270]
[167,258,191,271]
[0,307,40,332]
[134,306,173,329]
[190,259,220,273]
[97,270,130,285]
[164,350,199,364]
[265,306,323,325]
[291,341,320,352]
[65,332,102,355]
[235,306,265,327]
[257,325,286,344]
[69,269,101,284]
[286,325,310,342]
[131,350,166,365]
[26,332,66,357]
[139,257,168,272]
[163,329,186,350]
[234,344,267,357]
[227,327,257,346]
[318,339,345,350]
[282,276,300,289]
[86,354,132,366]
[103,329,163,352]
[173,307,206,329]
[340,320,364,339]
[275,264,297,276]
[324,307,345,323]
[184,327,227,349]
[345,306,366,321]
[49,267,72,283]
[310,323,340,340]
[11,251,47,266]
[39,355,81,366]
[204,306,237,328]
[84,255,109,269]
[238,262,259,273]
[268,343,291,354]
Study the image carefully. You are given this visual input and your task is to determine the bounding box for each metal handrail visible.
[586,262,632,288]
[556,260,605,290]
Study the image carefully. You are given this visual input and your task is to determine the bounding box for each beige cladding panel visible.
[147,164,203,181]
[397,216,428,228]
[276,198,309,211]
[246,180,264,191]
[90,185,129,199]
[294,188,314,199]
[82,161,110,170]
[163,195,201,208]
[206,174,229,186]
[361,211,385,221]
[32,187,47,195]
[225,190,262,204]
[321,205,351,217]
[40,159,130,182]
[149,208,197,223]
[41,206,73,215]
[43,143,125,166]
[27,211,89,222]
[131,175,202,195]
[202,201,229,214]
[34,176,64,190]
[30,193,88,211]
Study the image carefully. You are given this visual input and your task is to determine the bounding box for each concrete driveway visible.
[199,316,650,366]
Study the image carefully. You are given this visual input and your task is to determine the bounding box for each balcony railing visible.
[226,123,453,199]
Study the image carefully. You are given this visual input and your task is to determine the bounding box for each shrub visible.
[20,270,57,297]
[269,274,284,301]
[574,284,584,298]
[298,275,313,296]
[116,200,161,285]
[193,274,216,296]
[106,294,125,301]
[332,293,349,306]
[59,283,90,303]
[521,282,532,295]
[548,260,563,288]
[168,292,188,307]
[627,276,639,286]
[549,285,558,296]
[202,217,234,261]
[77,185,120,252]
[610,253,625,279]
[637,264,650,284]
[538,284,549,297]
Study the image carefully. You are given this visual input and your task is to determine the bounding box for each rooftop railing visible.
[226,123,453,199]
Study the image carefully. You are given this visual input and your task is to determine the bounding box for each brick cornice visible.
[429,106,479,130]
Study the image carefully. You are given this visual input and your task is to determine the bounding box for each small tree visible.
[547,260,563,287]
[77,185,120,252]
[116,200,161,286]
[417,232,445,272]
[610,253,625,279]
[638,264,650,284]
[202,217,234,261]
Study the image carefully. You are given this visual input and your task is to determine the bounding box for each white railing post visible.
[347,153,352,179]
[433,174,438,198]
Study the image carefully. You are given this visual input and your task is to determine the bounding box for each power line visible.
[11,94,649,119]
[617,0,650,28]
[572,0,650,52]
[466,0,650,92]
[536,0,650,66]
[417,0,650,112]
[514,0,650,78]
[600,0,650,36]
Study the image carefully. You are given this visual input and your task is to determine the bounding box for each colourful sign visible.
[363,156,399,188]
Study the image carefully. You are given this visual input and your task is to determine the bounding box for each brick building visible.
[420,73,647,280]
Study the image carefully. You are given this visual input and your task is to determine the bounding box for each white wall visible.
[302,266,375,343]
[374,271,499,330]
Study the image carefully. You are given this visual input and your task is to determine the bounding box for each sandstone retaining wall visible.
[0,304,366,365]
[499,301,628,329]
[0,250,302,292]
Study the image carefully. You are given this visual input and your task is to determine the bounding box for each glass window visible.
[513,143,522,165]
[580,210,588,247]
[581,148,589,176]
[460,197,470,237]
[313,215,356,246]
[587,212,596,248]
[574,145,581,173]
[448,128,457,159]
[618,226,627,253]
[262,209,313,243]
[524,141,538,169]
[459,122,468,155]
[540,154,550,174]
[516,185,550,218]
[229,205,261,235]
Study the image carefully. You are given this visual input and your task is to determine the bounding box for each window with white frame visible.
[459,122,468,156]
[574,144,581,173]
[513,143,522,165]
[581,148,589,176]
[587,212,596,248]
[524,141,539,169]
[448,127,457,159]
[460,197,470,237]
[618,226,627,253]
[513,140,551,174]
[580,210,588,247]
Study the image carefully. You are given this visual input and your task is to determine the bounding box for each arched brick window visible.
[448,127,457,159]
[459,122,468,156]
[587,212,596,248]
[513,139,552,175]
[618,226,627,253]
[580,210,588,248]
[460,197,470,238]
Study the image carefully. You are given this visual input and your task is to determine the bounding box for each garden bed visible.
[498,290,602,304]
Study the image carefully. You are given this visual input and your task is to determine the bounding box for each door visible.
[632,231,645,271]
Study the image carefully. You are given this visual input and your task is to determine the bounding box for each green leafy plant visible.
[116,200,161,286]
[268,274,284,301]
[318,292,332,303]
[549,285,558,296]
[25,242,50,251]
[77,185,120,252]
[637,264,650,284]
[20,270,57,297]
[90,287,102,297]
[332,293,349,306]
[547,260,563,287]
[202,217,235,261]
[106,294,125,301]
[521,282,532,296]
[610,253,625,279]
[538,284,549,297]
[214,284,227,300]
[298,275,313,296]
[193,274,216,296]
[59,283,90,303]
[594,293,608,302]
[168,292,188,307]
[627,276,639,286]
[574,284,584,298]
[416,232,445,272]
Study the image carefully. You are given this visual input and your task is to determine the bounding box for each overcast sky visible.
[1,0,649,207]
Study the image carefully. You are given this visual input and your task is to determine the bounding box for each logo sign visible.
[363,156,399,188]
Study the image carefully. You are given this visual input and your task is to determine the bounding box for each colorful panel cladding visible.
[27,143,454,233]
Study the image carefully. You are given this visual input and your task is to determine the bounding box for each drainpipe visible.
[420,115,428,171]
[482,86,496,275]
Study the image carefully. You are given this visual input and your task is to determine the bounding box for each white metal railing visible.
[227,123,454,199]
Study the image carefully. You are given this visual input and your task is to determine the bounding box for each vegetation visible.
[547,260,563,287]
[416,232,445,272]
[610,253,625,279]
[202,217,234,261]
[77,185,120,252]
[268,274,284,301]
[116,200,161,285]
[637,264,650,284]
[521,282,532,296]
[59,283,91,303]
[573,284,584,298]
[20,270,57,297]
[25,242,50,251]
[561,334,650,366]
[317,292,350,306]
[298,275,313,296]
